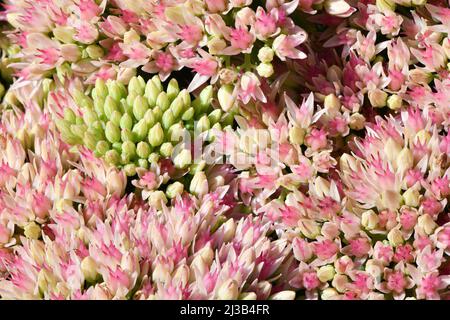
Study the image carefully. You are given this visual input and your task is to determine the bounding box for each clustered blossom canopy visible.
[0,0,449,300]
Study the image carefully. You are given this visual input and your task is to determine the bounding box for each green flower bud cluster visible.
[56,75,231,175]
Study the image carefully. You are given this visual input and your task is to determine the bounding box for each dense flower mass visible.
[0,0,449,300]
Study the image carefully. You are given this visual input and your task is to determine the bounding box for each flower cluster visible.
[4,0,307,101]
[0,0,449,300]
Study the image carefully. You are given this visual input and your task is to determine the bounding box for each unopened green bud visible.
[182,107,195,121]
[107,81,126,102]
[137,159,149,169]
[93,97,105,118]
[120,113,133,130]
[168,123,185,143]
[156,91,170,111]
[133,95,149,121]
[173,149,192,169]
[132,119,150,141]
[217,85,235,112]
[84,132,97,150]
[104,96,119,120]
[148,152,160,164]
[256,62,274,78]
[126,90,138,109]
[105,121,121,143]
[145,80,160,107]
[113,142,123,154]
[123,163,137,176]
[170,97,184,118]
[64,108,77,123]
[71,123,87,138]
[167,78,179,101]
[148,123,164,147]
[208,109,222,124]
[199,85,213,108]
[152,106,163,121]
[166,182,184,199]
[189,160,206,175]
[162,109,176,130]
[180,89,191,107]
[53,26,76,44]
[96,140,110,156]
[128,76,145,95]
[121,128,134,142]
[144,109,156,127]
[122,141,136,158]
[148,191,168,210]
[95,78,108,100]
[86,45,104,59]
[136,141,151,159]
[151,75,163,92]
[190,171,209,197]
[110,110,122,126]
[105,149,120,165]
[196,115,210,132]
[82,107,98,126]
[160,142,174,157]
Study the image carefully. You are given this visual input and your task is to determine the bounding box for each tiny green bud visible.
[120,113,133,130]
[180,89,191,107]
[148,152,160,164]
[144,109,156,127]
[113,142,123,154]
[190,171,209,197]
[132,119,150,141]
[173,149,192,169]
[156,91,170,111]
[95,140,110,156]
[170,97,184,118]
[84,132,97,150]
[63,108,77,123]
[218,85,236,112]
[208,109,222,124]
[196,115,210,132]
[166,181,184,199]
[82,107,98,126]
[107,81,126,102]
[148,123,164,147]
[121,128,134,142]
[152,106,163,121]
[104,96,119,120]
[199,85,213,108]
[137,159,149,169]
[166,78,180,101]
[126,90,139,109]
[95,78,108,100]
[105,149,120,165]
[123,163,137,176]
[110,110,122,127]
[136,141,151,159]
[159,142,174,157]
[133,95,149,121]
[105,121,121,143]
[122,141,136,158]
[162,109,176,130]
[93,97,105,119]
[128,76,145,95]
[71,123,87,138]
[168,123,186,143]
[181,107,195,121]
[86,45,104,59]
[151,75,163,92]
[145,80,160,107]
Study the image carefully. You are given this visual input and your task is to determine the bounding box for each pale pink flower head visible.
[273,30,307,61]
